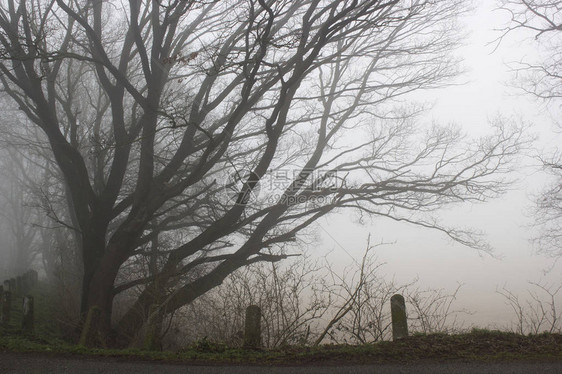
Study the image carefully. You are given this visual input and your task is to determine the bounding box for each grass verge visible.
[1,329,562,365]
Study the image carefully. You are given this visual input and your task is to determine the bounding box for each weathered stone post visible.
[21,295,34,333]
[1,290,11,326]
[79,306,102,347]
[390,294,408,340]
[243,305,262,349]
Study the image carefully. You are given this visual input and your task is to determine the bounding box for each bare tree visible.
[0,0,525,346]
[0,118,67,277]
[0,113,84,335]
[498,0,562,257]
[531,152,562,257]
[0,150,40,275]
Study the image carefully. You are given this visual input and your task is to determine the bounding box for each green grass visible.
[1,329,562,365]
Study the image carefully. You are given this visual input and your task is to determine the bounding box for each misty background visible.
[0,0,560,347]
[312,0,562,328]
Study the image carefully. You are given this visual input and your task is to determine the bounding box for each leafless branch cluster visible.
[497,1,562,99]
[498,281,562,334]
[498,0,562,257]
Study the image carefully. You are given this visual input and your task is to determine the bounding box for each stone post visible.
[21,295,34,333]
[1,291,10,326]
[243,305,262,349]
[79,306,102,347]
[8,279,15,294]
[390,294,408,340]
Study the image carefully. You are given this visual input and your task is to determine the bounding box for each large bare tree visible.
[0,0,524,346]
[498,0,562,258]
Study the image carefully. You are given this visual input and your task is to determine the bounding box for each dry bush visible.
[498,281,562,334]
[164,239,469,349]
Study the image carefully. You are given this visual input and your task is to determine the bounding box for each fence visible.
[0,269,38,333]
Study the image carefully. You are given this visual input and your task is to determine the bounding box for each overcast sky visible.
[312,0,562,328]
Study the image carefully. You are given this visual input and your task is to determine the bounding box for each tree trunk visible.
[82,215,151,347]
[79,231,122,346]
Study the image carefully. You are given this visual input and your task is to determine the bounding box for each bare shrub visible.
[165,238,469,349]
[405,283,469,334]
[164,252,328,349]
[498,281,562,334]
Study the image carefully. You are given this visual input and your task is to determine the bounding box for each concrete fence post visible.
[391,294,408,340]
[243,305,262,349]
[21,295,34,333]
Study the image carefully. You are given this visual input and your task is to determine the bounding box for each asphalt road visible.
[2,352,562,373]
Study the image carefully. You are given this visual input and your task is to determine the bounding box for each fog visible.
[312,0,562,329]
[0,0,560,346]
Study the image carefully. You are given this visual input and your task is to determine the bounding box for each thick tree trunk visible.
[80,213,152,347]
[85,273,116,345]
[79,229,123,346]
[116,259,241,344]
[80,235,105,318]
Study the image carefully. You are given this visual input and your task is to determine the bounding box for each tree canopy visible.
[0,0,525,346]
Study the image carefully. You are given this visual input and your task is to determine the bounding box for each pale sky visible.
[312,0,562,329]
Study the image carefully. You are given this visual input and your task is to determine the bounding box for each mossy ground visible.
[1,329,562,365]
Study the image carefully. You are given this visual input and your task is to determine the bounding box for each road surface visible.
[1,352,562,373]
